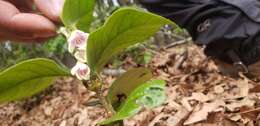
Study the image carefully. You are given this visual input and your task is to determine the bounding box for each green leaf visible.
[87,7,176,72]
[0,58,70,103]
[100,80,166,125]
[107,68,153,109]
[61,0,95,32]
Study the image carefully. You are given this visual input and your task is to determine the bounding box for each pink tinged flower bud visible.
[68,30,89,53]
[71,62,90,80]
[74,49,87,63]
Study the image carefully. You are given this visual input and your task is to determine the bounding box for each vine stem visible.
[96,74,116,115]
[82,74,116,115]
[97,86,116,115]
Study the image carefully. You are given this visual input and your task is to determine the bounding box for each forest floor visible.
[0,43,260,126]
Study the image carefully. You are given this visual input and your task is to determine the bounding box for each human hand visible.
[0,0,64,42]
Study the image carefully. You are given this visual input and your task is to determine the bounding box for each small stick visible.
[174,51,188,70]
[240,107,260,114]
[103,68,126,76]
[165,37,192,49]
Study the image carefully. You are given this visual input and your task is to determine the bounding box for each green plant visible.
[0,35,68,70]
[0,0,177,125]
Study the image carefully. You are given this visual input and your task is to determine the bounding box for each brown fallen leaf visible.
[187,92,212,102]
[152,51,171,67]
[206,112,225,124]
[149,113,169,126]
[229,114,242,122]
[246,121,255,126]
[214,84,225,94]
[184,100,225,125]
[181,98,193,112]
[249,84,260,93]
[225,98,255,112]
[237,78,249,97]
[223,119,238,126]
[240,107,260,121]
[167,107,190,126]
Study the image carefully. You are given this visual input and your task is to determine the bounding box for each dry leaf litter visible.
[0,44,260,126]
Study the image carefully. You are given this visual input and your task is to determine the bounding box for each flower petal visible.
[71,62,91,81]
[68,30,89,54]
[71,63,79,75]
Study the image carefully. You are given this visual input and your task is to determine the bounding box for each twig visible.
[165,37,192,49]
[103,68,126,76]
[84,99,101,106]
[172,34,186,40]
[240,107,260,114]
[174,51,188,70]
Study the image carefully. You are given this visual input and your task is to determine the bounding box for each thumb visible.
[33,0,64,23]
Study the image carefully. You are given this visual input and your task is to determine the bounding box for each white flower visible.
[74,49,87,63]
[71,62,90,80]
[68,30,89,53]
[68,30,91,80]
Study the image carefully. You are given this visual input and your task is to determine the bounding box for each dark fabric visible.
[139,0,260,65]
[219,0,260,22]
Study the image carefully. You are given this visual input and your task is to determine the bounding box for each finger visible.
[0,30,49,42]
[3,0,33,12]
[33,0,64,22]
[10,13,57,38]
[0,0,56,42]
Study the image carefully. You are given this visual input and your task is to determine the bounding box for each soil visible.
[0,44,260,126]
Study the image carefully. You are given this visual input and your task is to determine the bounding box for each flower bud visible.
[68,30,89,53]
[71,62,90,80]
[74,49,87,63]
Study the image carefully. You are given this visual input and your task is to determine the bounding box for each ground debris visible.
[0,44,259,126]
[125,44,260,126]
[0,78,106,126]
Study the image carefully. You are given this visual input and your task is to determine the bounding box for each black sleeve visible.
[139,0,214,29]
[139,0,260,65]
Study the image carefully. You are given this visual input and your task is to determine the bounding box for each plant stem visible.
[97,86,116,115]
[96,74,116,115]
[82,75,115,115]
